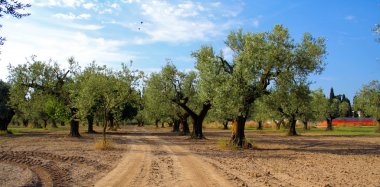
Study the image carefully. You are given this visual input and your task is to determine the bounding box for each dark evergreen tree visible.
[329,87,335,101]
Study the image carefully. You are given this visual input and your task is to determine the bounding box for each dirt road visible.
[96,128,233,187]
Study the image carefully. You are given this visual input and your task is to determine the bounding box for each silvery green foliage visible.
[354,80,380,120]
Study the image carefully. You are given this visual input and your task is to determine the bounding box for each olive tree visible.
[195,25,326,147]
[8,56,81,136]
[0,80,14,133]
[76,63,139,142]
[264,77,312,136]
[354,80,380,132]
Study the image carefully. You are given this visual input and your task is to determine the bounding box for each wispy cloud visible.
[113,0,241,44]
[345,15,355,21]
[33,0,85,8]
[83,2,96,10]
[252,15,263,28]
[53,12,91,20]
[0,21,135,80]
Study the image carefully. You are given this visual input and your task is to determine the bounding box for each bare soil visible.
[1,126,380,187]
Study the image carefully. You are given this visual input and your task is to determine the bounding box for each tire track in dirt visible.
[0,151,71,186]
[95,137,152,187]
[96,128,233,187]
[0,150,109,187]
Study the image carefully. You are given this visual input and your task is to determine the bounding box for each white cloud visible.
[122,0,141,4]
[0,21,134,80]
[110,3,120,9]
[34,0,85,7]
[70,24,104,30]
[345,15,355,21]
[53,12,91,20]
[132,0,220,43]
[83,2,96,9]
[252,15,263,28]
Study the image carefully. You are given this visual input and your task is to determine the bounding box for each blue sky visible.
[1,0,379,101]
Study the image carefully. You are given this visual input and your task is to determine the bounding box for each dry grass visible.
[217,138,258,150]
[95,138,115,151]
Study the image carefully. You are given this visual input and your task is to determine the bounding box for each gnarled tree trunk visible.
[172,119,180,132]
[43,120,48,129]
[326,117,333,131]
[69,119,80,137]
[87,115,96,133]
[274,119,283,130]
[288,115,298,136]
[376,119,380,133]
[303,120,308,130]
[257,121,263,130]
[22,119,28,127]
[0,117,13,133]
[180,116,190,135]
[51,120,58,128]
[155,119,159,128]
[223,120,228,130]
[230,116,247,147]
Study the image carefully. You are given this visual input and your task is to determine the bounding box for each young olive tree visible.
[76,63,139,142]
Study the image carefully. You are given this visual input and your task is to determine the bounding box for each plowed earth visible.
[1,126,380,187]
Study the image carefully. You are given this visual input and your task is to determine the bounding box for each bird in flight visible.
[138,21,143,30]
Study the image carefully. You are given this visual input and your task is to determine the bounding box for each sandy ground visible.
[1,126,380,187]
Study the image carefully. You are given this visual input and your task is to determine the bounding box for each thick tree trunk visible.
[172,120,180,132]
[223,120,228,130]
[180,118,190,135]
[43,120,48,129]
[176,101,211,139]
[326,117,333,131]
[191,117,204,139]
[0,118,12,132]
[161,122,165,128]
[257,121,263,130]
[32,120,42,128]
[60,121,65,126]
[274,119,283,130]
[69,119,81,137]
[303,120,308,130]
[168,122,173,127]
[87,115,96,133]
[22,119,28,127]
[230,116,246,147]
[288,116,298,136]
[155,119,159,128]
[51,120,58,128]
[376,120,380,133]
[108,118,116,131]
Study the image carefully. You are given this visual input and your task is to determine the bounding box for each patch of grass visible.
[0,130,10,136]
[95,138,115,151]
[7,126,70,135]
